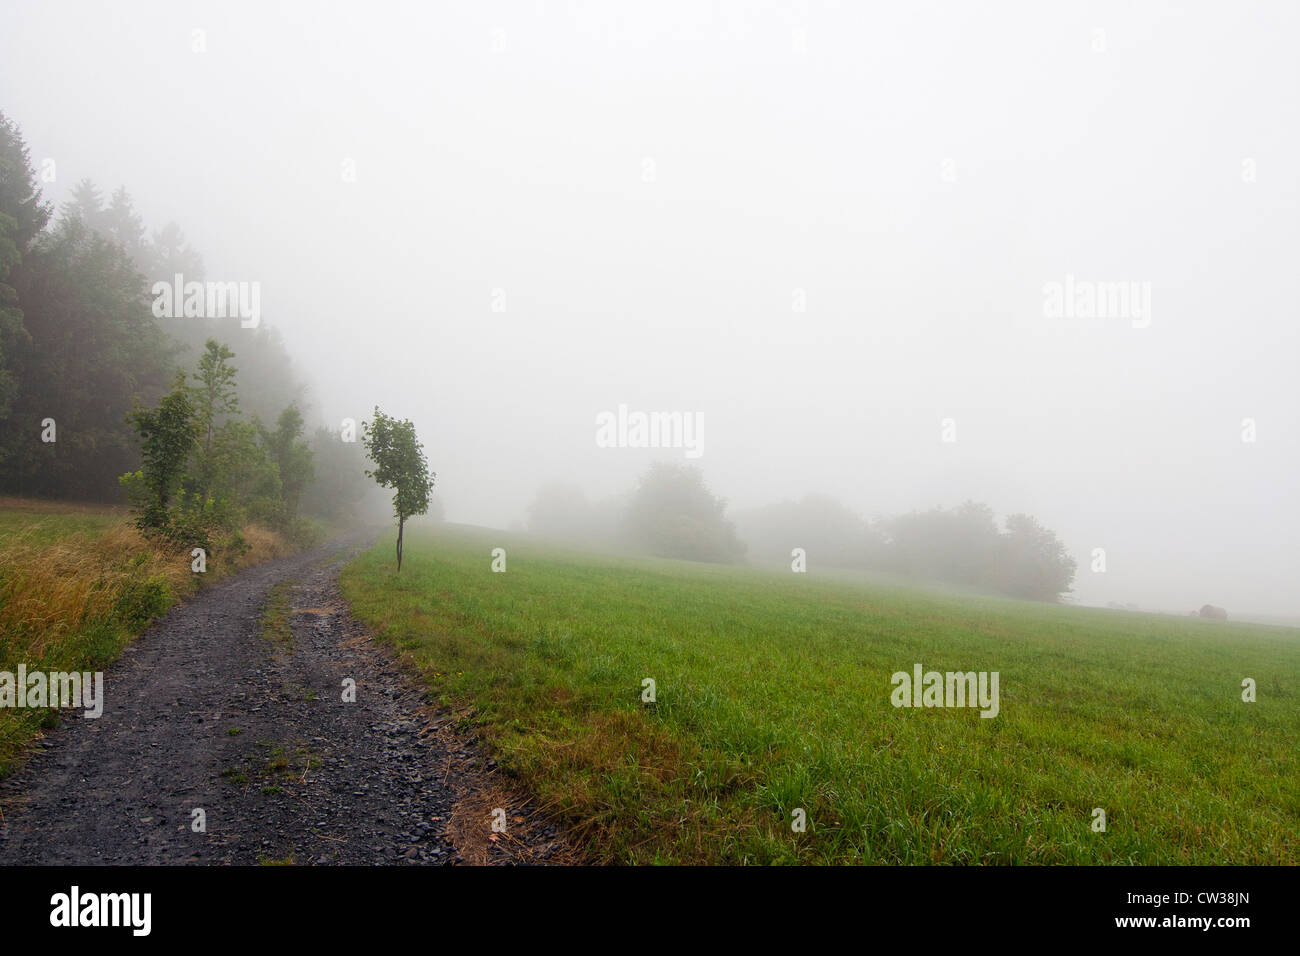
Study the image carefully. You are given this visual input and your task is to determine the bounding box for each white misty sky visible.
[2,1,1297,616]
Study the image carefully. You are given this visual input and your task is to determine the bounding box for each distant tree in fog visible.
[302,426,369,519]
[733,493,885,568]
[527,481,593,540]
[997,513,1076,601]
[0,111,52,422]
[729,492,1077,602]
[259,403,314,521]
[622,462,745,564]
[885,502,1074,601]
[887,501,1001,589]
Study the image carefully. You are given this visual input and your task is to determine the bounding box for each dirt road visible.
[0,533,564,865]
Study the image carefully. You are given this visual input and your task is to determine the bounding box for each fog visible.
[3,1,1297,618]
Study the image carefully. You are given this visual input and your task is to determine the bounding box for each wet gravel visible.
[0,533,567,865]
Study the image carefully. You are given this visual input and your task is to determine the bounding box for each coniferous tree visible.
[188,339,239,501]
[260,404,314,521]
[0,111,52,422]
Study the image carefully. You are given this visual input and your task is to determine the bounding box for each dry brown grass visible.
[436,735,584,866]
[239,524,294,567]
[0,519,290,657]
[0,504,295,774]
[0,522,182,656]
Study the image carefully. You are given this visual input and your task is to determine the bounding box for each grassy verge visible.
[0,498,298,775]
[260,581,295,648]
[340,524,1300,865]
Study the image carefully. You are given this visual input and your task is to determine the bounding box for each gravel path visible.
[0,533,566,865]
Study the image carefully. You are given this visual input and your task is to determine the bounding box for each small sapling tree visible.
[120,371,198,533]
[361,406,435,572]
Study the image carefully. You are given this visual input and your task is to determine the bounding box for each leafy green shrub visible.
[223,527,251,558]
[78,618,129,669]
[112,574,173,628]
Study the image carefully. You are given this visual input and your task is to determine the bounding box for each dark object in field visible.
[1198,605,1228,621]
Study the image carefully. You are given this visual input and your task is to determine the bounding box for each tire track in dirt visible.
[0,532,568,865]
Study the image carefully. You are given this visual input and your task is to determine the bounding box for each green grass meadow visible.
[0,499,127,547]
[342,525,1299,865]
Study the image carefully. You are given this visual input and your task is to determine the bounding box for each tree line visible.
[119,341,317,551]
[528,464,1078,602]
[0,110,374,533]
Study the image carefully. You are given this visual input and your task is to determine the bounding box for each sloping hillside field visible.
[340,526,1299,865]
